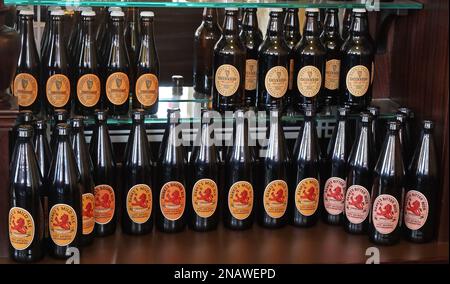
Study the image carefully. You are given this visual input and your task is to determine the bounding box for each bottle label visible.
[135,73,159,107]
[297,65,322,98]
[295,177,320,216]
[324,59,340,90]
[263,180,288,219]
[324,177,346,215]
[345,185,371,224]
[192,178,218,218]
[288,59,294,91]
[13,73,38,107]
[228,181,253,220]
[106,72,130,105]
[77,74,101,107]
[49,204,77,247]
[215,64,240,97]
[346,65,370,97]
[46,74,71,108]
[245,59,257,91]
[404,190,429,231]
[265,66,289,98]
[371,61,375,84]
[94,185,115,225]
[82,193,95,235]
[127,184,153,224]
[372,194,400,235]
[160,181,186,221]
[9,207,35,250]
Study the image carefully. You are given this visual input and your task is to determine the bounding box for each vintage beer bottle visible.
[257,9,290,112]
[212,8,246,112]
[283,8,301,109]
[13,10,40,115]
[70,117,95,245]
[322,107,352,225]
[99,7,123,64]
[105,11,131,116]
[50,108,68,152]
[224,110,255,230]
[193,8,222,95]
[125,8,140,79]
[239,8,263,108]
[340,9,375,111]
[33,120,51,184]
[122,109,154,235]
[89,110,117,236]
[342,9,352,41]
[134,11,160,115]
[403,120,438,243]
[156,109,187,233]
[395,112,411,168]
[369,121,404,245]
[344,112,376,234]
[47,123,82,258]
[9,125,45,262]
[189,110,220,231]
[367,106,382,158]
[292,105,321,227]
[293,8,326,112]
[67,7,81,59]
[41,6,62,57]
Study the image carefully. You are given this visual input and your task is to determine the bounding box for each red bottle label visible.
[160,181,186,221]
[372,194,400,234]
[82,193,95,235]
[295,178,320,216]
[404,190,429,230]
[94,185,115,225]
[9,207,35,250]
[324,177,346,215]
[127,184,153,224]
[345,185,371,224]
[49,204,77,247]
[228,181,254,220]
[192,179,218,219]
[263,180,288,219]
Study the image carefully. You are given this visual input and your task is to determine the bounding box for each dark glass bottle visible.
[398,107,415,142]
[367,106,382,158]
[41,6,62,59]
[50,108,69,152]
[13,110,35,143]
[125,8,140,80]
[67,8,82,61]
[9,125,45,262]
[283,8,301,109]
[342,9,352,41]
[395,111,413,167]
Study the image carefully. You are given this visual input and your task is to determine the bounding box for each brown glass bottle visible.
[283,8,301,110]
[125,8,140,80]
[367,106,382,158]
[395,111,412,168]
[41,6,62,59]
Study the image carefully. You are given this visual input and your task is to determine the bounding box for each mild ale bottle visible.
[395,112,412,167]
[47,123,82,258]
[369,121,404,245]
[122,109,154,235]
[89,110,117,236]
[342,9,352,41]
[50,108,69,152]
[9,125,45,262]
[403,120,438,243]
[283,8,301,109]
[134,11,160,115]
[212,8,246,112]
[257,9,290,112]
[156,109,187,233]
[344,112,376,234]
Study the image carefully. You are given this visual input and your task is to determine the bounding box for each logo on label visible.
[13,73,38,107]
[46,74,71,108]
[135,73,159,107]
[295,178,320,216]
[160,181,186,221]
[82,193,95,235]
[127,184,152,224]
[192,179,218,219]
[77,74,101,107]
[265,66,288,98]
[49,204,77,247]
[215,64,240,97]
[324,177,346,215]
[94,185,115,225]
[106,72,130,105]
[245,59,257,91]
[345,185,371,224]
[228,181,253,220]
[346,65,370,97]
[288,59,294,91]
[325,59,340,90]
[9,207,35,250]
[404,190,429,231]
[263,180,288,219]
[297,65,322,98]
[372,194,400,235]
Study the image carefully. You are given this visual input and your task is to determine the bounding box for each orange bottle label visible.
[160,181,186,221]
[94,184,115,225]
[46,74,71,108]
[192,179,218,219]
[106,72,130,105]
[77,74,101,107]
[135,73,158,107]
[372,194,400,234]
[346,65,370,97]
[244,59,257,91]
[295,178,320,216]
[49,204,77,247]
[263,180,288,219]
[9,207,35,250]
[82,193,95,235]
[324,59,340,90]
[215,64,240,97]
[127,184,153,224]
[265,66,289,98]
[297,65,322,98]
[13,73,38,107]
[228,181,253,220]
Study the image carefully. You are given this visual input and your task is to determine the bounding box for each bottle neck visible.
[203,8,218,25]
[111,18,125,43]
[50,16,63,45]
[284,9,299,29]
[20,15,36,45]
[351,12,369,36]
[81,17,95,42]
[141,18,155,45]
[233,116,248,149]
[324,10,339,35]
[303,12,320,38]
[223,11,239,36]
[242,9,258,30]
[200,121,213,148]
[267,13,283,38]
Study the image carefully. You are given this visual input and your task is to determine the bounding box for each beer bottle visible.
[340,9,375,111]
[67,7,80,58]
[292,105,321,227]
[398,107,415,140]
[105,11,131,116]
[13,10,40,115]
[283,8,301,109]
[369,121,404,245]
[403,120,438,243]
[193,8,222,95]
[156,108,187,233]
[125,8,140,80]
[41,6,62,58]
[239,8,263,108]
[257,9,290,112]
[367,106,382,158]
[342,9,352,41]
[189,109,220,231]
[395,112,411,168]
[122,109,154,235]
[99,7,123,65]
[293,9,326,112]
[14,6,30,31]
[70,117,95,245]
[212,8,246,112]
[320,9,342,107]
[50,108,69,152]
[134,11,160,115]
[9,125,45,262]
[224,110,255,230]
[344,112,376,234]
[259,108,290,228]
[47,123,82,258]
[89,110,117,236]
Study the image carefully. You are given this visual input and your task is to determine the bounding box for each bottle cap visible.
[95,110,108,122]
[108,7,122,13]
[167,108,181,122]
[132,109,145,121]
[269,107,281,118]
[19,10,34,16]
[360,112,372,123]
[270,8,284,13]
[51,10,65,16]
[19,110,34,123]
[140,11,154,17]
[110,11,125,17]
[235,109,245,119]
[303,104,316,117]
[77,6,93,12]
[387,120,400,131]
[201,109,212,124]
[352,8,367,13]
[172,75,184,96]
[71,116,84,129]
[225,8,239,11]
[81,11,96,17]
[16,5,31,11]
[423,120,434,130]
[367,106,380,116]
[54,109,69,123]
[35,120,47,130]
[395,112,407,124]
[305,8,320,13]
[337,106,349,117]
[18,125,33,138]
[48,6,62,12]
[398,107,414,119]
[56,123,70,136]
